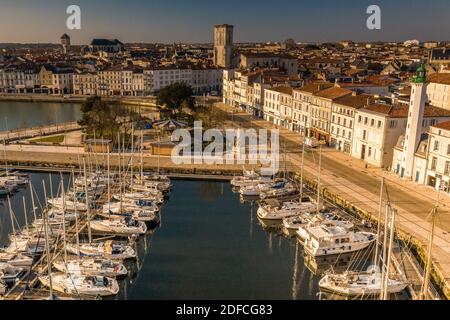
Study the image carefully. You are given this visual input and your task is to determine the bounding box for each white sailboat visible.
[66,241,136,260]
[39,273,119,297]
[52,257,128,278]
[90,218,147,235]
[319,271,408,296]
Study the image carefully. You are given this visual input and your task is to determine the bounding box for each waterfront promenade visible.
[215,102,450,298]
[0,122,81,142]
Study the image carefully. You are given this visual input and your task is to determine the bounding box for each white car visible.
[304,137,319,148]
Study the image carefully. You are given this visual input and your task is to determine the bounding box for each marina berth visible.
[304,226,376,257]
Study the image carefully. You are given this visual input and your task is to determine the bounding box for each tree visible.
[78,96,129,143]
[156,82,196,116]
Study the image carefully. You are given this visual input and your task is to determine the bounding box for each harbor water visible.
[0,101,82,131]
[2,176,325,300]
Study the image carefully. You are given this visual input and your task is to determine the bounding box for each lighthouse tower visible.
[400,65,427,178]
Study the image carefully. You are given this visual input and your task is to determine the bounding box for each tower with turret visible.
[400,65,428,178]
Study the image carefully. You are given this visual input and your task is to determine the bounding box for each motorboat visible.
[304,226,376,257]
[296,214,355,242]
[39,273,119,297]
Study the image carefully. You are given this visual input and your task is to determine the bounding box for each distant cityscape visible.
[4,24,450,192]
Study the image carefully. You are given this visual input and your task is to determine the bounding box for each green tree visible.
[78,96,130,143]
[156,82,196,116]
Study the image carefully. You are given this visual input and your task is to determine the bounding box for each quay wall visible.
[297,173,449,300]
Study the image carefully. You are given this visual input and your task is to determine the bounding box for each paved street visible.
[215,102,450,294]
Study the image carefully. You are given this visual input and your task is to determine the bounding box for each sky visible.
[0,0,449,44]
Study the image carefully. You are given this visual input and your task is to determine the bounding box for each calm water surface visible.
[0,101,81,130]
[1,177,324,300]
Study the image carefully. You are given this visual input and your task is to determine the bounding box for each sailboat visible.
[66,241,136,260]
[52,256,128,278]
[257,198,317,227]
[319,270,408,296]
[90,217,147,236]
[39,273,120,297]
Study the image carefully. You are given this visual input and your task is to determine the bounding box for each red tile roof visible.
[428,73,450,85]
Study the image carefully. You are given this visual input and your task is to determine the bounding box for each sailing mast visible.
[83,158,92,244]
[381,206,396,300]
[42,180,53,299]
[374,177,384,267]
[71,168,81,260]
[420,206,438,300]
[7,195,17,249]
[59,173,68,263]
[29,180,37,222]
[316,144,322,214]
[299,133,305,198]
[22,196,29,235]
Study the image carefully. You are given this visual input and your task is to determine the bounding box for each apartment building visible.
[39,65,73,94]
[309,87,352,143]
[353,103,450,168]
[0,67,40,93]
[330,93,371,154]
[426,73,450,110]
[292,82,333,135]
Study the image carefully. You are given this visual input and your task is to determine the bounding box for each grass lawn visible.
[31,135,65,144]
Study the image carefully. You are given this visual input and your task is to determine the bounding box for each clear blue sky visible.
[0,0,449,44]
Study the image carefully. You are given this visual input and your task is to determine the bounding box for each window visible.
[371,119,375,126]
[431,157,438,170]
[389,120,397,128]
[434,140,440,151]
[378,121,382,129]
[358,115,362,123]
[445,161,450,175]
[447,144,450,155]
[368,147,372,157]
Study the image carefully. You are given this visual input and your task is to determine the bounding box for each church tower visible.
[400,65,427,178]
[214,24,233,69]
[61,33,71,55]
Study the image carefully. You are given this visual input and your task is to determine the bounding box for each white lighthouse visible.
[400,65,427,178]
